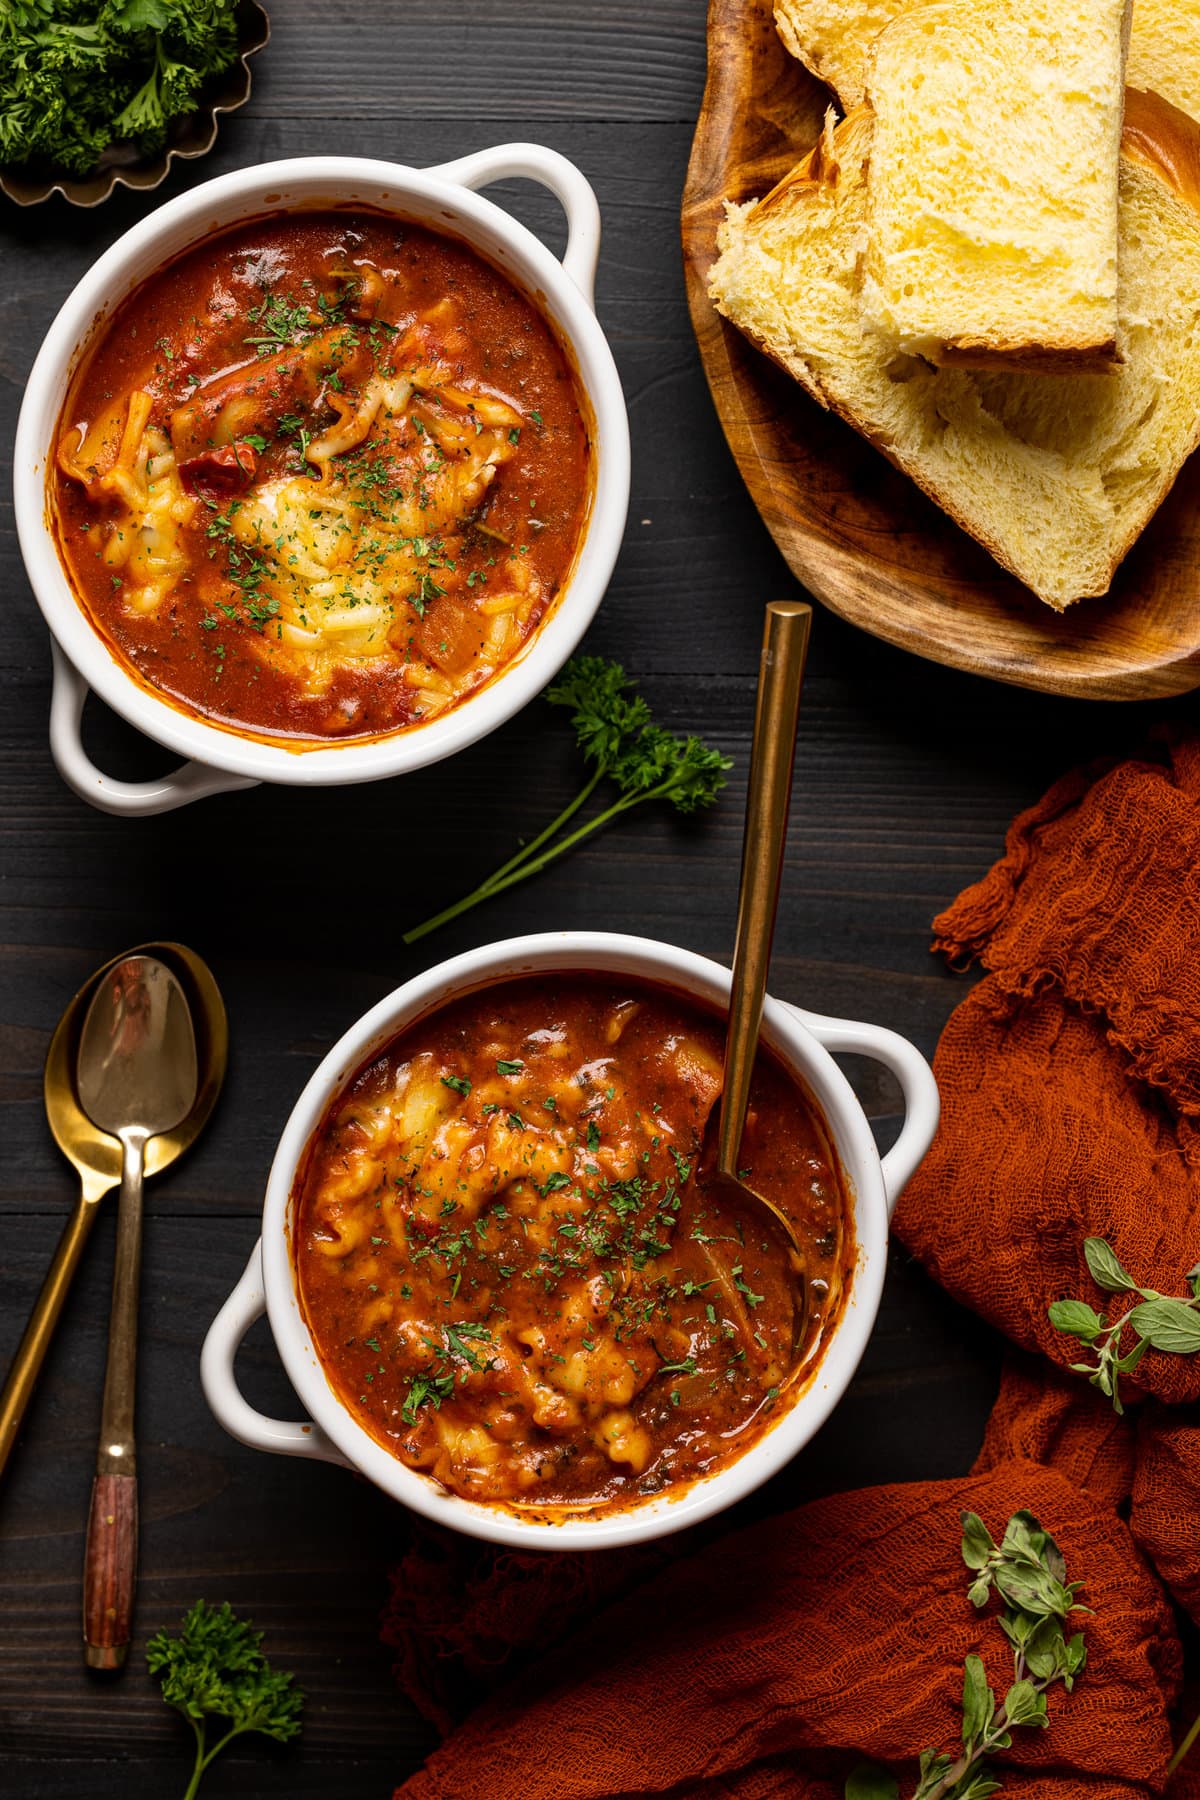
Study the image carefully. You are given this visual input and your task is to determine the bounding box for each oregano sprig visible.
[1048,1237,1200,1414]
[845,1509,1087,1800]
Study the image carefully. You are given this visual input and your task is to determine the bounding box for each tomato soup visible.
[294,977,853,1517]
[52,212,591,743]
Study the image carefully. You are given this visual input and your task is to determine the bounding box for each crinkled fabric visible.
[896,733,1200,1407]
[893,735,1200,1631]
[381,1523,670,1735]
[392,1465,1181,1800]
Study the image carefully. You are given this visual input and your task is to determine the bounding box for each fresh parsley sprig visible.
[403,657,731,943]
[0,0,241,179]
[148,1600,304,1800]
[847,1509,1086,1800]
[1048,1236,1200,1414]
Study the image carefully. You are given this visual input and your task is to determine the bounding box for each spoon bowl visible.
[44,942,227,1194]
[0,944,226,1484]
[77,955,199,1140]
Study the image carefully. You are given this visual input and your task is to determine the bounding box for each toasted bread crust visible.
[932,338,1122,374]
[1122,84,1200,208]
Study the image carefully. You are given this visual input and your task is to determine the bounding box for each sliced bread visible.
[861,0,1128,370]
[775,0,1200,119]
[708,91,1200,609]
[1128,0,1200,122]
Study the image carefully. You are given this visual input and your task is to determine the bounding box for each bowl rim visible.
[255,931,893,1549]
[13,152,630,784]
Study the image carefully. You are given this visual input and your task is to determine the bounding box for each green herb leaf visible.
[961,1510,996,1571]
[0,1,240,179]
[1047,1299,1104,1342]
[1127,1297,1200,1353]
[906,1509,1087,1800]
[403,658,730,944]
[1082,1238,1137,1293]
[961,1654,994,1744]
[1050,1238,1200,1413]
[148,1600,303,1799]
[1002,1680,1049,1729]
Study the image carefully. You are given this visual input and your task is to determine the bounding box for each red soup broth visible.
[293,976,855,1518]
[52,211,591,743]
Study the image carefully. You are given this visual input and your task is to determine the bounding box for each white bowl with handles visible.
[201,931,938,1550]
[14,147,630,816]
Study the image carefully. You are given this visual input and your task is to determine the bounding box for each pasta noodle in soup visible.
[294,977,854,1518]
[51,212,590,742]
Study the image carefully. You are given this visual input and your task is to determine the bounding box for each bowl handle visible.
[200,1241,349,1465]
[49,642,260,817]
[780,1004,939,1219]
[423,142,601,308]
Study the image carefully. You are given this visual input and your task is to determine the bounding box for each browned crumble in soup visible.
[294,977,853,1516]
[52,211,590,742]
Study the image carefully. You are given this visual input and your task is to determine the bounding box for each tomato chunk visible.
[178,442,259,499]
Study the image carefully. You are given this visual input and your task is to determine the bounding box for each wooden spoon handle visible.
[83,1129,147,1670]
[0,1188,103,1481]
[83,1471,137,1668]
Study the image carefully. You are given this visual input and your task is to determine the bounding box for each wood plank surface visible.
[0,3,1191,1795]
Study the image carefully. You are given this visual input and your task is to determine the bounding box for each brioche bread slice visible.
[775,0,1200,120]
[861,0,1127,370]
[1128,0,1200,123]
[708,92,1200,609]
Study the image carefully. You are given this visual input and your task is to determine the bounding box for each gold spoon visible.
[0,944,226,1483]
[77,954,201,1671]
[697,600,813,1377]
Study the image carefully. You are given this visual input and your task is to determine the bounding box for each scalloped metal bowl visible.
[0,0,269,209]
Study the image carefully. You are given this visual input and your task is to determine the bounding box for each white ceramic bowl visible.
[201,932,938,1549]
[14,147,630,816]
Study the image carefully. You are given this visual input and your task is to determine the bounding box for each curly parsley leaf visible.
[147,1600,303,1800]
[404,656,732,942]
[0,0,240,178]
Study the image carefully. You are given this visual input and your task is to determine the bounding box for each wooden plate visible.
[681,0,1200,700]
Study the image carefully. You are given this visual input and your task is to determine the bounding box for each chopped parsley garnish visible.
[401,1372,455,1424]
[732,1266,765,1308]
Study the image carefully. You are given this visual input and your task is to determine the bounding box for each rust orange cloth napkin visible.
[391,1459,1179,1800]
[895,730,1200,1625]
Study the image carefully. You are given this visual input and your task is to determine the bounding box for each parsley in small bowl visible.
[0,0,269,207]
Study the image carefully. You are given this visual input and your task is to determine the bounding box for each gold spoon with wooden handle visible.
[75,953,201,1671]
[0,946,226,1488]
[697,600,813,1375]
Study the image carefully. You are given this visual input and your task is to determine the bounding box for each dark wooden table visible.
[0,5,1189,1794]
